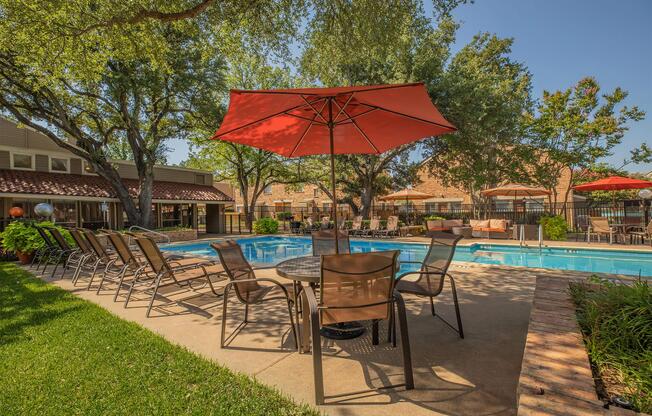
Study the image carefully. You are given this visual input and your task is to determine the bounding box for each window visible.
[264,185,273,195]
[296,184,304,193]
[425,202,437,213]
[12,153,33,169]
[449,202,462,212]
[83,161,95,174]
[194,174,206,185]
[313,188,321,197]
[50,157,69,172]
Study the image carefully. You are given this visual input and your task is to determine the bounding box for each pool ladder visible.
[518,224,544,251]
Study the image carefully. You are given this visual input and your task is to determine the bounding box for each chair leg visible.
[145,275,163,318]
[86,259,102,290]
[220,287,230,348]
[310,308,324,404]
[372,320,379,345]
[244,302,249,323]
[394,292,414,390]
[429,296,436,316]
[387,301,395,344]
[449,275,464,339]
[286,298,299,350]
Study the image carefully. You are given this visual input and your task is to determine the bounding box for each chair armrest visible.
[396,269,444,281]
[168,261,216,273]
[251,264,280,271]
[223,277,293,298]
[399,260,423,265]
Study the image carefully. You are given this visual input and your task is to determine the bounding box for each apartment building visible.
[0,118,232,232]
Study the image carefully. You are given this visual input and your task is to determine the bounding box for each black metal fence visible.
[222,199,652,234]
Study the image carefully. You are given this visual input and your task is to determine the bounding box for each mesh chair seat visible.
[240,282,295,304]
[170,263,225,283]
[311,229,350,255]
[395,278,442,296]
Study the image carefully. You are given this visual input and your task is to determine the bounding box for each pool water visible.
[161,236,652,277]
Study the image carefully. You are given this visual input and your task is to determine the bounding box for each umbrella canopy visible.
[212,83,455,252]
[212,83,455,157]
[481,183,551,198]
[573,176,652,192]
[380,189,434,201]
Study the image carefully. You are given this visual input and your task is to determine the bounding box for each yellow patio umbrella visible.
[481,183,551,198]
[381,188,434,224]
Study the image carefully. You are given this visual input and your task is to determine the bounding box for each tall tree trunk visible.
[359,185,374,219]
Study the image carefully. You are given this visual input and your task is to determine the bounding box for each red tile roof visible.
[0,169,232,202]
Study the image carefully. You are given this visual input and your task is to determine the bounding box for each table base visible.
[320,322,365,339]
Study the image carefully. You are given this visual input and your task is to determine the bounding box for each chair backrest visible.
[386,216,399,231]
[34,226,56,248]
[351,216,363,230]
[319,250,399,325]
[210,241,261,303]
[311,229,351,255]
[105,231,141,269]
[69,228,93,255]
[45,227,72,251]
[416,232,462,296]
[590,217,611,233]
[81,229,110,260]
[133,236,170,276]
[369,218,380,230]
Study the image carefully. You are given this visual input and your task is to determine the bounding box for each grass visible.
[0,262,318,416]
[569,276,652,413]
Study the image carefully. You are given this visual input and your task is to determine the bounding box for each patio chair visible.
[126,236,224,317]
[375,215,399,238]
[587,217,619,243]
[43,226,79,278]
[303,217,320,234]
[67,228,99,284]
[348,215,364,236]
[302,250,413,404]
[626,220,652,245]
[210,241,298,350]
[311,229,351,255]
[96,230,150,301]
[360,218,380,238]
[31,225,61,271]
[395,232,464,339]
[80,228,121,290]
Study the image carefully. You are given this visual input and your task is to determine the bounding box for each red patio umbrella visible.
[572,176,652,191]
[212,82,456,252]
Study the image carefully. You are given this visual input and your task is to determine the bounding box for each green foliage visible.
[538,215,567,241]
[253,217,279,234]
[569,278,651,412]
[0,263,317,415]
[525,77,647,209]
[0,221,72,254]
[275,212,293,221]
[423,33,533,205]
[424,215,446,221]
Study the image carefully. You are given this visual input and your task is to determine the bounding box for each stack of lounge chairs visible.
[349,216,399,238]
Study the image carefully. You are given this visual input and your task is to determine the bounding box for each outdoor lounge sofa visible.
[426,219,463,233]
[469,219,511,239]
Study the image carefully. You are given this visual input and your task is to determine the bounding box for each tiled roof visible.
[0,169,232,202]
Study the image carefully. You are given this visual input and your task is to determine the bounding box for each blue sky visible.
[168,0,651,172]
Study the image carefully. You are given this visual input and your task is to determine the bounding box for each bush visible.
[424,215,446,221]
[253,217,279,234]
[0,221,72,254]
[539,215,568,240]
[570,277,651,412]
[275,211,293,221]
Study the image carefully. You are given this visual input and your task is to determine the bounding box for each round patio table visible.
[276,255,366,340]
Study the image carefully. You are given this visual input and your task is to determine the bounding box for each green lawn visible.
[0,262,317,416]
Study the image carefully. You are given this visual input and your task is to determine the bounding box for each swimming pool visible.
[161,236,652,277]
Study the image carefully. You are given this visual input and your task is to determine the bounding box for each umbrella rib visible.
[285,113,328,125]
[213,101,316,138]
[300,96,329,124]
[288,113,319,158]
[355,104,456,131]
[333,93,354,122]
[334,107,379,124]
[332,99,380,153]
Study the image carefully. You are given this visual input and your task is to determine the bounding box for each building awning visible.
[0,169,232,203]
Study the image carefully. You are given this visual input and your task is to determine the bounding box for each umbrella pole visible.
[328,98,339,254]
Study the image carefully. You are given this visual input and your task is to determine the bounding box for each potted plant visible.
[0,221,44,264]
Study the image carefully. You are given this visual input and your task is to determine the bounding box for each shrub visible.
[570,277,651,412]
[0,221,72,254]
[253,217,279,234]
[539,215,568,240]
[275,211,293,221]
[424,215,446,221]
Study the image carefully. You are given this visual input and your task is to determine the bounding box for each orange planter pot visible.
[16,251,34,265]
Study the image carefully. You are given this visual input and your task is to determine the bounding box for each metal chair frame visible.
[43,227,79,278]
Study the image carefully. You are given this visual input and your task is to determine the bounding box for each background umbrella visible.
[380,188,434,224]
[573,175,652,218]
[481,183,551,215]
[212,83,455,252]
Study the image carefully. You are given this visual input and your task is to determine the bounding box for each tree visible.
[422,33,533,214]
[525,77,648,213]
[0,0,302,226]
[297,0,456,218]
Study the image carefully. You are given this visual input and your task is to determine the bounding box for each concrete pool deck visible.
[26,257,617,416]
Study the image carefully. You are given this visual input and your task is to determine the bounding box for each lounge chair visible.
[126,236,224,317]
[587,217,619,243]
[348,216,363,236]
[67,228,100,284]
[81,228,122,290]
[376,215,399,238]
[395,232,464,339]
[97,230,151,301]
[311,229,351,255]
[43,226,79,278]
[210,241,298,349]
[360,218,380,238]
[302,250,413,404]
[31,225,62,271]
